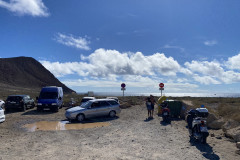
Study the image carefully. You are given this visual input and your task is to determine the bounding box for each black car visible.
[5,95,35,112]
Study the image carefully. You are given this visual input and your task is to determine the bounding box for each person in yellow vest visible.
[157,96,167,115]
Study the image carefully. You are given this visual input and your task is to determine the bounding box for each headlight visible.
[52,103,57,105]
[37,103,42,105]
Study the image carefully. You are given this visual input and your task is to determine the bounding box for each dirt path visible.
[0,104,239,160]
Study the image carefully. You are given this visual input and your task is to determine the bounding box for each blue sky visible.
[1,0,240,93]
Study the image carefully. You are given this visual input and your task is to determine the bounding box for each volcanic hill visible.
[0,57,75,98]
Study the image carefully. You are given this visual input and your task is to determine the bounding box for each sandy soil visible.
[0,103,239,160]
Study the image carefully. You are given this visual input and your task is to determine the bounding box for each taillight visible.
[201,121,205,126]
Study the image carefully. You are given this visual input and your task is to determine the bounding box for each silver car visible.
[65,99,121,122]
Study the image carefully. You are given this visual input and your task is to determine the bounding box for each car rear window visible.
[81,98,92,103]
[108,100,119,105]
[7,96,22,102]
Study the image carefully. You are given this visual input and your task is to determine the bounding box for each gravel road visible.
[0,103,239,160]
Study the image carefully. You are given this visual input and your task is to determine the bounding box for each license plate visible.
[163,112,168,116]
[200,126,208,132]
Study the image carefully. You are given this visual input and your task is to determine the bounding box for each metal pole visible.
[123,89,124,97]
[161,89,162,97]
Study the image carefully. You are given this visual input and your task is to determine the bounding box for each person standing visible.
[146,97,152,118]
[150,95,156,118]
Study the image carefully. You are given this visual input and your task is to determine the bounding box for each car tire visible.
[5,107,9,113]
[31,103,35,109]
[109,110,116,118]
[22,104,26,112]
[37,107,42,112]
[77,114,85,122]
[54,106,59,112]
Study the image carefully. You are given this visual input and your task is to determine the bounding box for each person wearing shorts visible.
[146,97,152,118]
[150,95,156,118]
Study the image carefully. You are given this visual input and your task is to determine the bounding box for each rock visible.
[235,150,240,155]
[119,102,131,109]
[225,126,240,142]
[207,118,225,130]
[207,113,218,125]
[211,133,215,137]
[222,120,240,132]
[237,142,240,149]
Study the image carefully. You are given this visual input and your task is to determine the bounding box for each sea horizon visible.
[77,92,240,98]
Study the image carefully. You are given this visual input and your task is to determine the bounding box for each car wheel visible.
[5,107,9,113]
[77,114,85,122]
[31,103,35,109]
[54,107,59,112]
[37,107,42,112]
[109,111,116,118]
[22,104,26,112]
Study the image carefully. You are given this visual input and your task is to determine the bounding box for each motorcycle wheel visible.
[201,136,207,144]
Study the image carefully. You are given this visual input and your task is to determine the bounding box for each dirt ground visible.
[0,103,239,160]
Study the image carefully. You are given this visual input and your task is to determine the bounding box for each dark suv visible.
[5,95,35,112]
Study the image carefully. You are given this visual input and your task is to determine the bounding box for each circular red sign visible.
[159,83,164,88]
[121,83,126,88]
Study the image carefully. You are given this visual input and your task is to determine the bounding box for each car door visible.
[98,101,111,116]
[85,101,100,118]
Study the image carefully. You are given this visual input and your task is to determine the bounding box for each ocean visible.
[78,92,240,97]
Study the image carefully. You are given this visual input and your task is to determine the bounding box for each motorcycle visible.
[161,103,171,123]
[187,108,209,144]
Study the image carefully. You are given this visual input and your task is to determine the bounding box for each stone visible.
[207,113,218,125]
[236,142,240,149]
[222,120,240,132]
[207,118,225,130]
[225,126,240,142]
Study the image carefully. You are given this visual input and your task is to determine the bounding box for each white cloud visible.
[54,33,91,50]
[192,75,221,85]
[204,40,217,46]
[225,53,240,70]
[162,44,185,52]
[0,0,49,17]
[184,59,240,84]
[41,48,180,78]
[62,76,199,93]
[184,60,223,77]
[40,49,240,90]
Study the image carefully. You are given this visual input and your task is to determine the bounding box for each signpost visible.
[159,83,164,96]
[121,83,126,97]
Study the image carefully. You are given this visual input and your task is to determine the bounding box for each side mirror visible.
[59,97,62,100]
[87,106,91,109]
[36,97,38,100]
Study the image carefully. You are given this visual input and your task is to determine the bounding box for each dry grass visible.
[172,97,240,122]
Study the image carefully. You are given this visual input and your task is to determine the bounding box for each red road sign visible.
[159,83,164,88]
[121,83,126,88]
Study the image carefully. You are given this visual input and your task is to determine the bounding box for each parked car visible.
[65,99,121,122]
[80,97,95,104]
[0,105,5,123]
[106,97,119,103]
[36,86,63,112]
[0,100,5,110]
[5,95,35,112]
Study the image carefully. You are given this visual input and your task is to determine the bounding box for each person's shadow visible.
[190,138,220,160]
[144,117,154,122]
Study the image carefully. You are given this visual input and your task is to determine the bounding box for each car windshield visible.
[39,92,58,99]
[7,96,22,102]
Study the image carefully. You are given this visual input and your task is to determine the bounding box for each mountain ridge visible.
[0,56,75,95]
